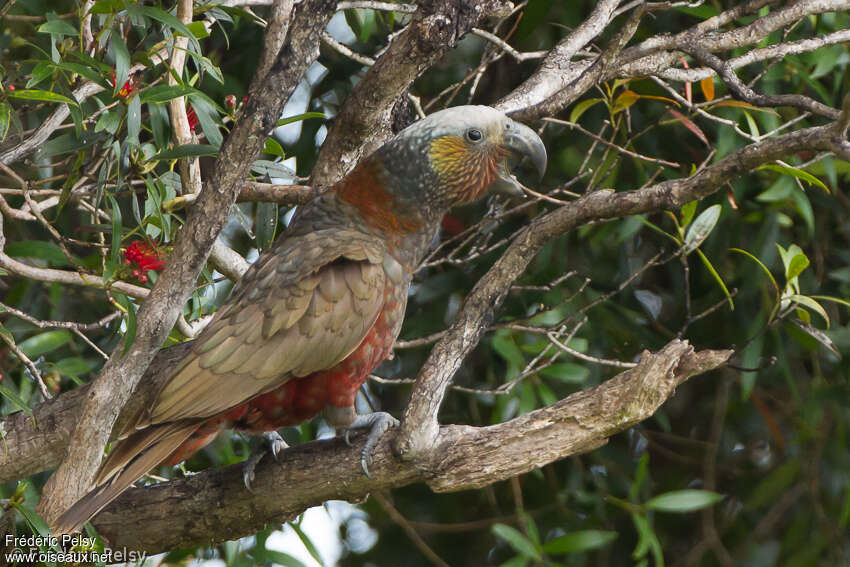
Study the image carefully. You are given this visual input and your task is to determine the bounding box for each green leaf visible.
[140,84,196,104]
[696,249,734,309]
[94,110,121,135]
[569,98,603,123]
[5,240,70,266]
[149,144,219,161]
[758,163,830,193]
[263,137,285,159]
[275,112,326,127]
[90,0,122,14]
[745,459,799,509]
[11,503,56,547]
[787,294,829,327]
[18,330,72,358]
[51,357,96,379]
[492,334,525,368]
[8,89,77,106]
[115,293,137,355]
[491,524,541,560]
[108,195,122,267]
[538,362,589,384]
[260,550,307,567]
[542,530,617,555]
[110,35,131,97]
[0,374,33,415]
[683,204,721,254]
[255,202,278,250]
[126,93,141,145]
[499,556,530,567]
[186,20,211,39]
[645,489,723,513]
[679,200,698,228]
[50,61,108,86]
[0,102,10,142]
[289,521,323,565]
[729,248,779,297]
[37,19,78,36]
[786,253,810,283]
[187,94,223,147]
[131,4,201,55]
[742,110,759,137]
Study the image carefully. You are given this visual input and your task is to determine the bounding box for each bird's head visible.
[357,106,547,224]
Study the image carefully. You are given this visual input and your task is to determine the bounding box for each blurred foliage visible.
[0,1,849,566]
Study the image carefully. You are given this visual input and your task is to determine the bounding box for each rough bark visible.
[85,341,729,553]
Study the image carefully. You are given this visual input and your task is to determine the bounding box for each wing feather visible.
[146,231,389,426]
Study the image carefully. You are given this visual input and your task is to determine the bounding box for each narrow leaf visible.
[275,112,326,128]
[730,248,779,297]
[569,98,603,123]
[758,163,830,193]
[492,524,541,560]
[542,530,618,555]
[140,84,196,104]
[18,330,72,358]
[8,89,77,106]
[683,204,721,254]
[645,489,723,513]
[697,249,734,309]
[149,144,219,161]
[787,294,829,327]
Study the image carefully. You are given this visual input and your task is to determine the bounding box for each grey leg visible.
[243,431,289,491]
[342,412,399,478]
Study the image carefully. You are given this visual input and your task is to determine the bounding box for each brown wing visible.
[143,230,388,426]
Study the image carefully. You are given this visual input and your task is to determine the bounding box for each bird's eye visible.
[466,128,483,142]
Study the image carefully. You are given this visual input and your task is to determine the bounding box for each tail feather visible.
[53,422,198,535]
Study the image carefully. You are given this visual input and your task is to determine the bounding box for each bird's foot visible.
[243,431,288,491]
[341,412,399,479]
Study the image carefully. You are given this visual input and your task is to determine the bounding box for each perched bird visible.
[54,105,547,534]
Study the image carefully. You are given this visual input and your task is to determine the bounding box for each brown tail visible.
[53,422,198,535]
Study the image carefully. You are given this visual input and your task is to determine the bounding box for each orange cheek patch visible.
[429,136,501,203]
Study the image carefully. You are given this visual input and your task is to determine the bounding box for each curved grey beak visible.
[491,120,547,197]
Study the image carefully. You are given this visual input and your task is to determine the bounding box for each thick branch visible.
[497,0,621,113]
[82,341,729,553]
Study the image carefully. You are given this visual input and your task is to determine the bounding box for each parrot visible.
[54,105,547,534]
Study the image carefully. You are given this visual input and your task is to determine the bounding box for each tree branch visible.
[79,341,729,553]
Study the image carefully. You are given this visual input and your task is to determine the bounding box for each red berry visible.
[8,85,15,91]
[140,274,148,283]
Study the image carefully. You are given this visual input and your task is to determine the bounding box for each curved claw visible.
[341,411,400,478]
[242,451,264,492]
[263,431,288,461]
[244,431,290,491]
